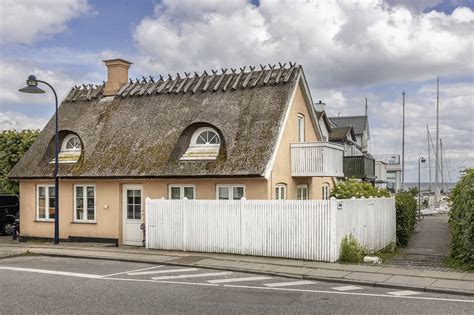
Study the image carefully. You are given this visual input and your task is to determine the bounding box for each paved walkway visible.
[0,237,472,296]
[388,215,452,268]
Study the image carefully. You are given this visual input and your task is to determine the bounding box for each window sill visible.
[71,221,97,224]
[34,220,54,223]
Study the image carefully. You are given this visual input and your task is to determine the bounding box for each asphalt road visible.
[0,256,472,314]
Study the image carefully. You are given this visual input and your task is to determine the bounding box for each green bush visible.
[448,169,474,266]
[395,191,417,246]
[340,234,367,263]
[331,179,391,199]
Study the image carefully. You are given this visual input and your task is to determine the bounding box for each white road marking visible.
[332,285,363,291]
[106,277,219,286]
[0,266,103,279]
[264,280,315,287]
[224,284,474,303]
[208,276,272,284]
[134,268,198,275]
[152,271,233,281]
[103,265,164,277]
[387,290,421,296]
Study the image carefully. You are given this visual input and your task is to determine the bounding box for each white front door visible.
[122,185,143,246]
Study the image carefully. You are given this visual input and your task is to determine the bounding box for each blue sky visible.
[0,0,473,182]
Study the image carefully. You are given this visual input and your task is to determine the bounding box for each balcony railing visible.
[291,142,344,177]
[343,155,375,180]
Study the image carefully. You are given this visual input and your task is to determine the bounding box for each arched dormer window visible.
[181,127,221,160]
[50,133,82,164]
[62,134,81,152]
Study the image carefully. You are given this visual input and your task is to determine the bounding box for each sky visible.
[0,0,472,183]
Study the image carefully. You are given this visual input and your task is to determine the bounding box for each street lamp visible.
[19,75,60,244]
[418,156,426,213]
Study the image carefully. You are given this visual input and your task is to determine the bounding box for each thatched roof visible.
[9,64,301,179]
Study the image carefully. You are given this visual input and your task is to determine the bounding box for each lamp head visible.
[420,157,426,163]
[19,75,45,94]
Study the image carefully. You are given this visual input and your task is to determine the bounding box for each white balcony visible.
[291,142,344,177]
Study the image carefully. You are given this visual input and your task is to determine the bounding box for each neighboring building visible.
[328,121,374,183]
[375,161,388,189]
[329,115,370,152]
[374,154,402,192]
[9,59,344,245]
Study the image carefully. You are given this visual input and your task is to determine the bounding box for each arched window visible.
[61,134,81,152]
[181,127,221,160]
[322,182,330,200]
[275,183,287,200]
[52,134,82,164]
[192,128,220,146]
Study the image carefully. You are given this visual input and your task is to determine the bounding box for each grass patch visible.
[21,250,39,256]
[444,256,474,272]
[340,234,367,263]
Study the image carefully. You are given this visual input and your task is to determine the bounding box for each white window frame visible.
[275,184,287,200]
[190,127,220,147]
[297,114,305,142]
[322,182,330,200]
[168,185,196,200]
[36,184,55,221]
[61,134,81,152]
[297,184,309,200]
[73,184,96,223]
[216,185,246,200]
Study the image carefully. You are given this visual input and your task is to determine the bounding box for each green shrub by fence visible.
[331,179,390,199]
[395,191,417,246]
[448,169,474,266]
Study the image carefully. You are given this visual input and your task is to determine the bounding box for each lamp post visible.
[418,156,426,212]
[19,75,60,244]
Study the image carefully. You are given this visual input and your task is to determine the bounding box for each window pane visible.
[218,187,229,200]
[49,204,55,219]
[76,186,83,198]
[134,205,142,220]
[297,188,302,200]
[49,186,55,198]
[87,207,95,221]
[87,186,94,198]
[39,186,45,198]
[134,193,141,206]
[184,187,194,199]
[233,187,244,200]
[170,187,181,199]
[127,205,134,219]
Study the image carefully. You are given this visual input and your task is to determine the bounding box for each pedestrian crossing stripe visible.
[332,285,363,291]
[387,290,421,296]
[208,276,272,284]
[129,268,198,276]
[264,280,315,287]
[152,271,233,281]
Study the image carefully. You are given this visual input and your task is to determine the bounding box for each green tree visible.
[0,129,40,194]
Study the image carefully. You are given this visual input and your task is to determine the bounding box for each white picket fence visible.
[145,197,395,262]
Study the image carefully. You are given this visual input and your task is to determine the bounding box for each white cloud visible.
[133,0,474,89]
[0,111,47,130]
[0,0,91,44]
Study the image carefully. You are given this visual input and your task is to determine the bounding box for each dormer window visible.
[50,134,82,164]
[181,127,221,160]
[62,134,81,152]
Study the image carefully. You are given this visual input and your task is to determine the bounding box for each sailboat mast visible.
[427,125,432,194]
[402,91,405,191]
[435,77,440,204]
[440,138,445,192]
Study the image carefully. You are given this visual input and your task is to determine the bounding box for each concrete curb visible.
[28,251,474,298]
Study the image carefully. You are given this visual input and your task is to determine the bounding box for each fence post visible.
[240,197,246,255]
[145,197,150,249]
[329,197,338,262]
[182,197,187,252]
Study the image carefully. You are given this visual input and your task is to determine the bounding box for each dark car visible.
[0,194,19,235]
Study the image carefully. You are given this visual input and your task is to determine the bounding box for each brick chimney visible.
[103,59,132,96]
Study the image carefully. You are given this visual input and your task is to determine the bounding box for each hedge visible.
[331,179,391,199]
[395,191,417,246]
[448,169,474,266]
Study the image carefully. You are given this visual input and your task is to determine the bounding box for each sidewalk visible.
[0,238,472,297]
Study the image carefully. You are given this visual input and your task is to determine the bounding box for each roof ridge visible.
[64,62,300,102]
